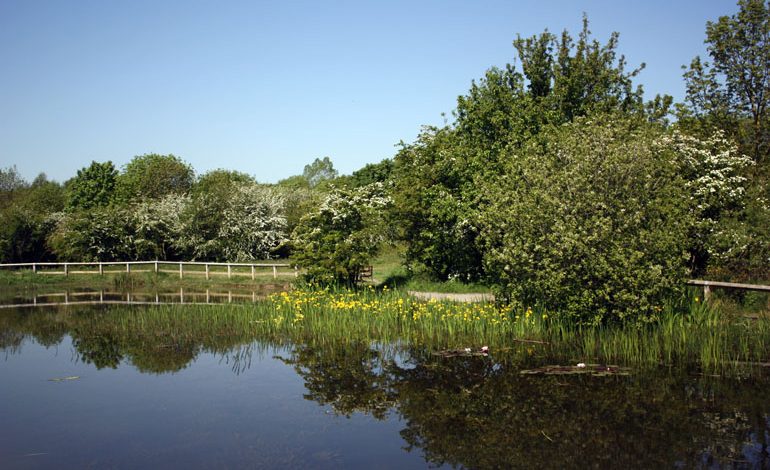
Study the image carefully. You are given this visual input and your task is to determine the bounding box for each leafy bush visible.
[481,116,692,324]
[48,206,136,261]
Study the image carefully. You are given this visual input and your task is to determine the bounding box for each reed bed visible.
[4,287,770,375]
[260,287,770,374]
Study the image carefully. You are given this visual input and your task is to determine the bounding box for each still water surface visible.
[2,302,770,469]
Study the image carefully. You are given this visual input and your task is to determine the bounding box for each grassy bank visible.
[371,245,492,293]
[0,269,293,295]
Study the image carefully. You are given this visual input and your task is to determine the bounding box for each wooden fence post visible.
[227,264,231,279]
[99,262,103,276]
[206,264,210,280]
[64,263,68,277]
[272,265,277,279]
[251,265,255,280]
[32,263,36,274]
[126,262,130,274]
[155,261,158,273]
[179,263,183,279]
[704,285,711,302]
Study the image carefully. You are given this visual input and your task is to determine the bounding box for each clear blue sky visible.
[0,0,738,184]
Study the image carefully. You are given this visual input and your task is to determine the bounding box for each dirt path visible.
[407,291,495,303]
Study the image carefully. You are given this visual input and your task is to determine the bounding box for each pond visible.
[2,300,770,468]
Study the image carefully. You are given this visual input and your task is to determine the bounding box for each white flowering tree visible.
[133,193,190,260]
[659,130,754,273]
[217,184,287,261]
[48,206,136,261]
[291,183,392,285]
[174,183,287,261]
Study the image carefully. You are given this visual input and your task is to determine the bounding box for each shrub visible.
[291,183,391,285]
[481,116,692,324]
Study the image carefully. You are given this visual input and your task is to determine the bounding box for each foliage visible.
[291,183,392,285]
[193,169,255,197]
[679,0,770,163]
[181,169,260,259]
[276,174,311,190]
[480,116,692,324]
[513,16,648,122]
[392,126,485,281]
[0,165,27,194]
[48,205,136,261]
[302,156,338,188]
[339,159,394,189]
[275,185,323,237]
[177,183,287,261]
[0,175,64,262]
[393,18,666,284]
[133,194,190,260]
[216,184,287,260]
[115,154,194,201]
[65,160,118,210]
[657,130,755,274]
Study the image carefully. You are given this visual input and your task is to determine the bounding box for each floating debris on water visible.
[520,364,631,377]
[434,347,490,358]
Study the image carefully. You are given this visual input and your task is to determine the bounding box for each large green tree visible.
[393,18,664,283]
[65,160,118,210]
[115,154,194,201]
[680,0,770,163]
[0,174,64,262]
[302,156,338,188]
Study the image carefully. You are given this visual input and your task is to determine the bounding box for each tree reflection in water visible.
[1,305,769,468]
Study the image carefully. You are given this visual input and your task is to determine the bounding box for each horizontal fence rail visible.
[0,261,298,280]
[687,279,770,301]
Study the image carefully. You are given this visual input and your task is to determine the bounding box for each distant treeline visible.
[3,0,769,324]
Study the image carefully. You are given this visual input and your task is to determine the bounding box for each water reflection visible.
[1,306,770,468]
[0,287,276,308]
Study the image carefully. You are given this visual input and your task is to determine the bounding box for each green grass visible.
[370,244,492,294]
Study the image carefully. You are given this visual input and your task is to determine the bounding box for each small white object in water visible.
[48,376,80,382]
[464,348,472,353]
[576,363,586,368]
[480,346,489,354]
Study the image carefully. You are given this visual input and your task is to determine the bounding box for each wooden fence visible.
[686,279,770,301]
[0,261,297,280]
